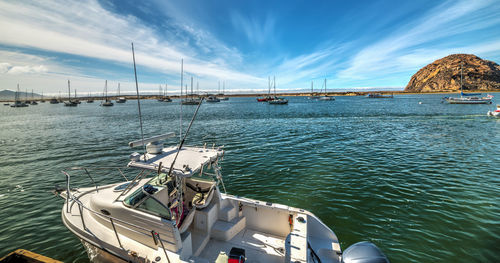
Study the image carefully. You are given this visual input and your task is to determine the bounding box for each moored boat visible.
[116,83,127,103]
[443,63,492,104]
[366,93,393,98]
[206,95,220,103]
[100,80,114,107]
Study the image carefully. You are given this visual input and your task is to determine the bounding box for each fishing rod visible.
[166,97,204,178]
[131,42,147,160]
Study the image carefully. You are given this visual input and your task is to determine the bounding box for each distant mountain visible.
[0,89,42,100]
[404,54,500,92]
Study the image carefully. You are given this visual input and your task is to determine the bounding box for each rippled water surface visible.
[1,94,499,262]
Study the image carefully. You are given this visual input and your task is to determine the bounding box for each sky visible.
[0,0,499,95]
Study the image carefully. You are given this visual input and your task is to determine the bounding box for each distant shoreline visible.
[1,90,498,102]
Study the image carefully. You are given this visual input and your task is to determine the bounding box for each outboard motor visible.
[342,241,389,263]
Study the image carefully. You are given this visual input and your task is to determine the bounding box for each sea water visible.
[0,94,499,262]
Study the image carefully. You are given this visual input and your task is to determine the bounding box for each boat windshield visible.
[123,175,172,220]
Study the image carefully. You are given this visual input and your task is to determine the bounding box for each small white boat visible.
[57,132,388,263]
[488,105,500,117]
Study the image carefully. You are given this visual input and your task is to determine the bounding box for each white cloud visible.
[0,0,262,92]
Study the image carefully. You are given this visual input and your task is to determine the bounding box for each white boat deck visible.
[198,229,286,263]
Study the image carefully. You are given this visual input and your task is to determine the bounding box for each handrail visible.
[62,168,177,259]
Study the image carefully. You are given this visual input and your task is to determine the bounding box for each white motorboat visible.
[488,105,500,117]
[57,132,388,263]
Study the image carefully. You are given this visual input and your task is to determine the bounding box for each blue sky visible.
[0,0,499,95]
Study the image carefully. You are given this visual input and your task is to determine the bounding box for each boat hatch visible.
[128,146,224,177]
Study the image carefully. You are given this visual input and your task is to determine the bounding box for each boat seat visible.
[192,185,215,209]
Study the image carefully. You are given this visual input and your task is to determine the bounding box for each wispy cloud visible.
[230,12,276,45]
[0,0,262,92]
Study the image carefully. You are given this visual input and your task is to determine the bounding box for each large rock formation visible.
[404,54,500,92]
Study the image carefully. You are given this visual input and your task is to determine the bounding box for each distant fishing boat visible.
[268,76,288,104]
[100,80,114,107]
[116,83,126,103]
[443,63,492,104]
[487,105,500,117]
[318,78,335,101]
[49,98,59,104]
[10,84,28,108]
[64,80,78,107]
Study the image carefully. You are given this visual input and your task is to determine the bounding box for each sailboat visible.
[87,91,94,103]
[73,89,81,104]
[182,77,201,105]
[318,79,334,101]
[268,76,288,104]
[116,83,127,103]
[206,81,221,103]
[158,85,165,102]
[100,80,114,106]
[10,84,29,107]
[219,81,228,101]
[257,77,273,102]
[30,90,38,105]
[64,80,78,107]
[308,81,320,99]
[40,92,45,103]
[162,83,172,102]
[443,63,492,104]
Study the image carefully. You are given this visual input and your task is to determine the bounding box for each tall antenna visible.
[180,59,183,142]
[131,43,147,160]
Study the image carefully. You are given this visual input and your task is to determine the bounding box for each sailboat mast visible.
[268,76,270,96]
[223,81,225,95]
[68,80,71,101]
[324,78,327,94]
[191,76,193,97]
[118,83,120,96]
[105,80,108,101]
[274,76,276,96]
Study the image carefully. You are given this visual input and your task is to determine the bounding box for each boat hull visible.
[61,186,341,263]
[446,99,491,104]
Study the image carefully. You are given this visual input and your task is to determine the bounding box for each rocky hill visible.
[0,90,41,100]
[404,54,500,92]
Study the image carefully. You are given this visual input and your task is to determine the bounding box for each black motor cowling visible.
[342,241,389,263]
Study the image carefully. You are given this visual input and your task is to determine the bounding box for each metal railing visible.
[61,167,172,262]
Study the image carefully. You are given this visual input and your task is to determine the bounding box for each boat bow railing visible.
[60,167,172,262]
